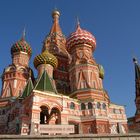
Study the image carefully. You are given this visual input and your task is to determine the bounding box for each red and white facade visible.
[0,10,128,135]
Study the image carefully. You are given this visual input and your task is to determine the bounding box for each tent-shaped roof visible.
[20,78,34,98]
[34,70,57,94]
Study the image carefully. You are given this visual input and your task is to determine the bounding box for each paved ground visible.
[0,133,140,140]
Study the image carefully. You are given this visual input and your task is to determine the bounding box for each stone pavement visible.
[0,133,140,140]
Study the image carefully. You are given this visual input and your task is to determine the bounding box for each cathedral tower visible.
[128,58,140,131]
[66,22,111,134]
[67,22,109,102]
[1,33,33,99]
[34,50,58,78]
[42,10,70,95]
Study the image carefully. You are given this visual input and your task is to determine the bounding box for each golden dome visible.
[34,50,58,69]
[98,65,104,79]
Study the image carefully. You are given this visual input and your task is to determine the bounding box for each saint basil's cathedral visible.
[0,10,128,135]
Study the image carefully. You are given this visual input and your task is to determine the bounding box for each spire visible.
[133,57,140,80]
[50,9,62,35]
[76,16,80,29]
[21,27,26,40]
[42,9,66,55]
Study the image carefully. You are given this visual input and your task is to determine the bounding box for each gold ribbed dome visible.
[34,50,58,69]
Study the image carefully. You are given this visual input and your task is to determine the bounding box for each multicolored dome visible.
[34,50,58,69]
[11,38,32,57]
[66,23,96,51]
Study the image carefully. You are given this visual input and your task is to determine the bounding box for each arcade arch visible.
[40,105,61,124]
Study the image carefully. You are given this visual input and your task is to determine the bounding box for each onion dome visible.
[98,65,104,79]
[11,38,32,57]
[34,50,58,69]
[66,22,96,51]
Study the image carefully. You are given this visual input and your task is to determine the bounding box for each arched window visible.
[50,107,61,124]
[97,102,101,109]
[70,102,75,109]
[102,103,106,110]
[88,102,93,109]
[81,103,86,110]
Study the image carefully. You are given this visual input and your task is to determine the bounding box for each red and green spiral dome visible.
[11,38,32,57]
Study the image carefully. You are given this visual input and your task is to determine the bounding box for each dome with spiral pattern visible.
[66,23,96,51]
[34,50,58,69]
[11,38,32,57]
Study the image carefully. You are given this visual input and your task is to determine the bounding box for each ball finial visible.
[52,9,60,19]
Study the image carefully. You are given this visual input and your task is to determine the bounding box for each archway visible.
[49,107,61,124]
[40,106,49,124]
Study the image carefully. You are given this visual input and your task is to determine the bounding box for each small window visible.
[70,102,75,109]
[81,103,86,110]
[97,102,101,109]
[102,103,106,110]
[88,102,93,109]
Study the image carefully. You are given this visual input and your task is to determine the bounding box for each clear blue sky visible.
[0,0,140,117]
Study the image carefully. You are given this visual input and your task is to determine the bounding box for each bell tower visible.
[1,32,33,99]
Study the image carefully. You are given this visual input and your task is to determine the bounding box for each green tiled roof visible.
[34,70,57,94]
[20,78,34,98]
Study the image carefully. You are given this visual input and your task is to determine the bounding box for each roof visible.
[20,78,34,98]
[34,70,57,94]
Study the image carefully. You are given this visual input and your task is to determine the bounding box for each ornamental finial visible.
[133,57,138,64]
[22,27,26,40]
[52,9,60,20]
[77,17,80,26]
[76,16,81,30]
